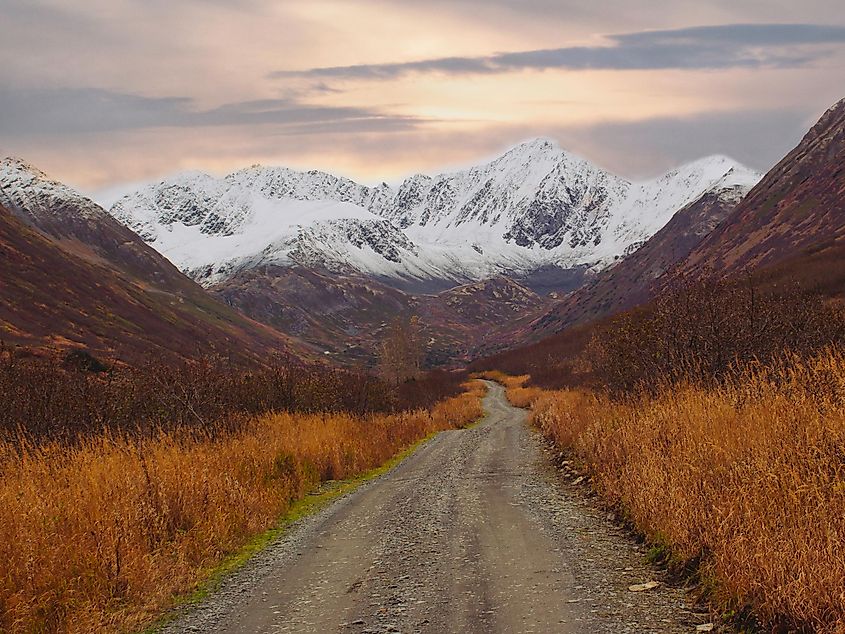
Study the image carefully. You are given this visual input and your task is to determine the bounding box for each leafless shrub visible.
[0,346,465,443]
[588,272,845,394]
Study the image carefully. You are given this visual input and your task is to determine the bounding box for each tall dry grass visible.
[529,353,845,632]
[0,382,484,633]
[474,371,543,408]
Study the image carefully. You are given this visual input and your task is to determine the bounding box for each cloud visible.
[547,107,814,177]
[6,102,821,193]
[282,106,818,180]
[270,23,845,80]
[0,88,425,137]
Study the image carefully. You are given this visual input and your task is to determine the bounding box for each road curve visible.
[166,381,701,634]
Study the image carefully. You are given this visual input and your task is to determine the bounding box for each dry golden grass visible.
[506,384,544,409]
[0,382,484,633]
[473,371,543,408]
[528,354,845,632]
[473,369,514,385]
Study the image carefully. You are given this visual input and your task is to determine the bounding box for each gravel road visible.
[164,381,712,633]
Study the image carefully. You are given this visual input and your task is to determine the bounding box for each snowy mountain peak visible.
[0,156,106,222]
[1,156,50,178]
[667,154,757,180]
[476,137,593,181]
[381,137,626,238]
[106,144,761,290]
[489,138,600,183]
[649,155,761,201]
[499,137,561,158]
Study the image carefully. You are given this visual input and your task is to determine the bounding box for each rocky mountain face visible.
[109,140,759,293]
[529,183,750,337]
[0,159,298,363]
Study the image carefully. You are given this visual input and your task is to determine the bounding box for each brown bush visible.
[0,346,466,442]
[588,274,845,393]
[395,368,468,411]
[469,321,596,390]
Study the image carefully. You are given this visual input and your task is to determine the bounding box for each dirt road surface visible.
[165,381,709,633]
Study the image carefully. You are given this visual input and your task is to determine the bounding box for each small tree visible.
[378,315,423,384]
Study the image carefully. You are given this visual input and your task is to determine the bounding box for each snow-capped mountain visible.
[110,174,451,285]
[108,140,761,289]
[0,157,107,226]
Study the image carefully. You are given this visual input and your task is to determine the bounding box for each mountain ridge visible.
[677,98,845,276]
[107,140,760,292]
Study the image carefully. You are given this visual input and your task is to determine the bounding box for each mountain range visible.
[98,140,758,364]
[4,98,844,368]
[109,140,759,293]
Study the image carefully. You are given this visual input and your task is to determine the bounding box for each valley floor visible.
[164,382,707,633]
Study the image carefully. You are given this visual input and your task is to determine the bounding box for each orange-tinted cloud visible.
[1,2,843,190]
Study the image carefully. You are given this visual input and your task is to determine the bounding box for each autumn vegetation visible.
[0,346,483,632]
[526,357,845,632]
[587,274,845,393]
[6,266,844,632]
[0,346,465,441]
[489,275,845,632]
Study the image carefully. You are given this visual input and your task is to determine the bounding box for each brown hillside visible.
[0,159,301,363]
[681,99,845,275]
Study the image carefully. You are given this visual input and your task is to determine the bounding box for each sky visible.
[1,0,844,194]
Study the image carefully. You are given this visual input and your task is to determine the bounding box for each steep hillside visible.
[214,266,412,364]
[680,98,845,275]
[416,277,551,366]
[0,159,194,286]
[0,160,298,363]
[213,267,550,367]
